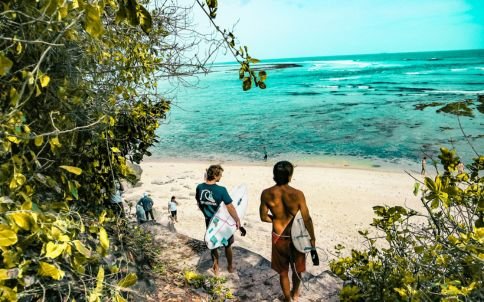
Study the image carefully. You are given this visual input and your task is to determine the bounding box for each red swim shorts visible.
[271,233,306,274]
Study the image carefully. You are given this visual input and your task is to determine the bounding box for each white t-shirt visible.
[168,200,177,211]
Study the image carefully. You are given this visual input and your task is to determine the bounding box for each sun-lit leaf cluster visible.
[197,0,268,91]
[0,0,208,300]
[330,148,483,301]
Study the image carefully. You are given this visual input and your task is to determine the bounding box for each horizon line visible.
[214,48,484,65]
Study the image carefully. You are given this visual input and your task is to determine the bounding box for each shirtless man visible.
[260,161,317,302]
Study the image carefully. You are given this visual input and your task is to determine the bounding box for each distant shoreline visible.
[142,153,420,174]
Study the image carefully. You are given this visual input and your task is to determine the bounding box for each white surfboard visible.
[291,211,312,253]
[205,184,248,249]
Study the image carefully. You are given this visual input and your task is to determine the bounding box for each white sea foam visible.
[314,85,339,90]
[405,71,431,75]
[450,68,467,72]
[328,76,362,81]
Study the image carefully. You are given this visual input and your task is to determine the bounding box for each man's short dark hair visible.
[273,161,294,185]
[206,164,224,181]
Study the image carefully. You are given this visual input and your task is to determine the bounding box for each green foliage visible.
[0,0,203,300]
[197,0,268,91]
[1,0,261,300]
[330,148,483,301]
[184,270,233,301]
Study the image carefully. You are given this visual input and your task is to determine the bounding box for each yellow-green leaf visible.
[0,225,18,246]
[0,52,13,76]
[72,240,92,258]
[111,147,121,153]
[8,212,35,231]
[39,74,50,88]
[59,165,82,175]
[85,4,104,38]
[137,4,152,34]
[6,136,20,144]
[20,199,32,210]
[0,285,17,301]
[44,242,66,259]
[9,173,26,190]
[0,268,19,281]
[117,272,137,288]
[99,210,107,225]
[115,293,127,302]
[38,261,65,280]
[99,227,109,250]
[34,135,44,147]
[89,266,105,302]
[49,136,61,148]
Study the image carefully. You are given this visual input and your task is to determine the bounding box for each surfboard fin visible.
[311,249,320,266]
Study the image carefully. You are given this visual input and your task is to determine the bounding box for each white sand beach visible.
[124,159,424,273]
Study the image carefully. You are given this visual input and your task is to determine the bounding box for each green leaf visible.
[44,242,67,259]
[0,52,13,76]
[85,4,104,38]
[69,181,79,199]
[414,246,424,254]
[99,227,109,250]
[413,182,420,196]
[115,293,127,302]
[34,136,44,147]
[117,272,137,287]
[73,240,92,258]
[137,4,152,34]
[431,198,439,209]
[8,212,36,231]
[0,225,17,247]
[39,74,50,88]
[89,266,105,302]
[60,165,83,175]
[258,70,267,81]
[242,77,251,91]
[38,261,65,280]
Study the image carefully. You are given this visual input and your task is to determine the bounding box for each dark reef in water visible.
[257,63,303,70]
[228,63,302,72]
[414,102,444,110]
[287,91,321,96]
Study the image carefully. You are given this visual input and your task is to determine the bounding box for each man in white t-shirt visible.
[168,196,179,223]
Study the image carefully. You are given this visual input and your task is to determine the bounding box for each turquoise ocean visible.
[154,49,484,169]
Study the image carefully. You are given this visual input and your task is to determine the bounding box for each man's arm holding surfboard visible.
[298,192,316,249]
[226,203,241,229]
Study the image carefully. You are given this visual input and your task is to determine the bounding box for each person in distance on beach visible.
[260,161,317,302]
[421,156,427,175]
[168,195,179,223]
[195,164,241,275]
[139,192,155,221]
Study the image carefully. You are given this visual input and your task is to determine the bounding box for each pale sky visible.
[183,0,484,60]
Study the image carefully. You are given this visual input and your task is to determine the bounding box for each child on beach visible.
[168,196,179,223]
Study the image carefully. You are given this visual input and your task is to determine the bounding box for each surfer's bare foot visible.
[290,290,299,302]
[212,263,219,275]
[227,265,235,273]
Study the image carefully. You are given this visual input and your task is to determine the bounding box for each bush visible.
[330,148,483,301]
